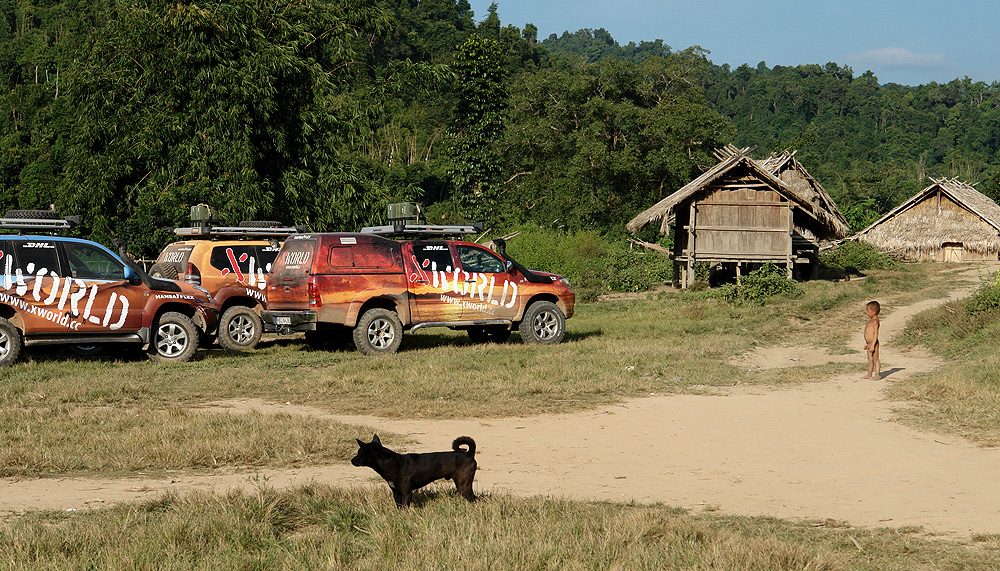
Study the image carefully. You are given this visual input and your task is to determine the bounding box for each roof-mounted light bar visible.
[172,225,307,238]
[0,215,80,232]
[359,223,484,237]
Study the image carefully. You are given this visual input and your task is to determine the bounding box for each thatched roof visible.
[855,178,1000,256]
[760,150,851,238]
[626,145,849,239]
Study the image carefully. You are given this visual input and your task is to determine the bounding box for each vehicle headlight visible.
[558,277,571,289]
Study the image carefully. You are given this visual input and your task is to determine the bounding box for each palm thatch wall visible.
[855,178,1000,261]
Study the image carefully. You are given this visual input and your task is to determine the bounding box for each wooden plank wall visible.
[695,183,791,259]
[672,173,801,287]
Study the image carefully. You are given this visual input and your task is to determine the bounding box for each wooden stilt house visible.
[626,146,850,287]
[855,178,1000,262]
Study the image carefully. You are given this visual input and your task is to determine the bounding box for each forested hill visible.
[543,28,1000,230]
[3,2,999,256]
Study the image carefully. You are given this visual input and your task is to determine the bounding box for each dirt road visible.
[4,266,1000,540]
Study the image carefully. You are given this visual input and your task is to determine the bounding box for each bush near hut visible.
[965,270,1000,316]
[505,227,673,301]
[819,240,899,279]
[903,270,1000,350]
[715,263,804,305]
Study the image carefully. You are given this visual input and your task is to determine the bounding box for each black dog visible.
[351,434,477,508]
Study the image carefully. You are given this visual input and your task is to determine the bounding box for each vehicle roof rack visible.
[172,224,307,238]
[0,214,80,233]
[359,222,485,237]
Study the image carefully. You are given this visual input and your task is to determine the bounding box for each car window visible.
[0,240,11,279]
[353,243,396,269]
[10,240,61,277]
[157,244,194,270]
[412,242,454,272]
[456,245,506,273]
[271,238,315,275]
[63,241,125,280]
[256,245,281,273]
[210,244,256,275]
[328,246,354,268]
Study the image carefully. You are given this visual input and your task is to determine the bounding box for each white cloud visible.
[853,47,948,69]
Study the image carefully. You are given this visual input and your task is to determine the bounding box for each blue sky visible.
[468,0,999,86]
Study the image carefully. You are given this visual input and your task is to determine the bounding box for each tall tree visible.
[499,49,734,230]
[60,0,394,255]
[448,33,507,222]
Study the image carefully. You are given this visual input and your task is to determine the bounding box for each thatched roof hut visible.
[855,178,1000,262]
[626,145,848,287]
[626,145,849,240]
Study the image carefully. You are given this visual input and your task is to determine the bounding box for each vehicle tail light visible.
[309,278,321,307]
[184,263,201,285]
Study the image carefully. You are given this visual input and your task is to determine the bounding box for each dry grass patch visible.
[888,267,1000,445]
[0,405,387,478]
[1,485,996,570]
[0,264,945,420]
[887,357,1000,446]
[0,262,955,478]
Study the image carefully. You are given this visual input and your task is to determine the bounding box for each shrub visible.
[504,227,672,300]
[965,271,1000,316]
[715,263,804,305]
[602,249,673,293]
[819,240,898,276]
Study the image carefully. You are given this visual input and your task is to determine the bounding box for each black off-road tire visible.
[147,312,200,363]
[353,308,403,355]
[218,306,262,351]
[518,301,566,345]
[5,209,60,219]
[149,262,179,280]
[467,326,512,344]
[0,318,22,367]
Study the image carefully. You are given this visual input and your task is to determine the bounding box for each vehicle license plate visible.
[276,316,292,325]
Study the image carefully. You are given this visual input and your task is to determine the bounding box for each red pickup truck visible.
[262,225,574,354]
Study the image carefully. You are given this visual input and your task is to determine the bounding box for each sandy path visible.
[4,266,1000,540]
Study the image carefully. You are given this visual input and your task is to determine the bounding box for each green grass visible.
[2,485,998,571]
[889,270,1000,445]
[3,265,942,417]
[0,262,950,478]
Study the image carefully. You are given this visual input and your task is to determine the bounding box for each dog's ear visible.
[372,434,381,445]
[357,438,365,446]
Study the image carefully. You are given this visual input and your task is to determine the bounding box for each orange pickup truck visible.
[262,224,574,354]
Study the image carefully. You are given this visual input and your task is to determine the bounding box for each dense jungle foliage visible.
[3,1,1000,259]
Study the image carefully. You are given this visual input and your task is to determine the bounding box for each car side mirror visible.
[505,260,514,273]
[124,266,142,285]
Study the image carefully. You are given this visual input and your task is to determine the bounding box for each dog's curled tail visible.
[452,436,476,457]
